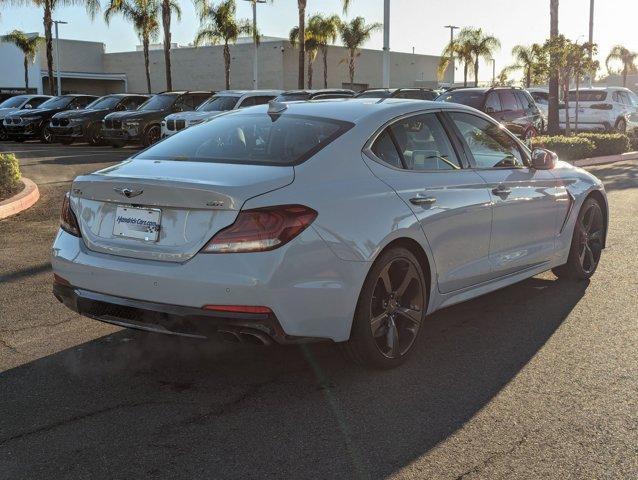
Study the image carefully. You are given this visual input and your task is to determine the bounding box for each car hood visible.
[165,111,224,122]
[11,107,63,118]
[53,109,96,119]
[0,107,19,119]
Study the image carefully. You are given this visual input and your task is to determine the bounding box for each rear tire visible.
[552,198,604,281]
[342,246,427,369]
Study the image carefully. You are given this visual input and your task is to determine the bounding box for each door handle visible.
[492,185,512,196]
[410,196,437,206]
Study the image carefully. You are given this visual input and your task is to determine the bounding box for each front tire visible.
[40,126,54,144]
[143,124,161,147]
[342,246,427,369]
[86,123,103,146]
[552,198,604,281]
[615,118,627,133]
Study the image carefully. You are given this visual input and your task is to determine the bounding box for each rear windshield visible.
[275,93,311,102]
[0,96,27,108]
[136,113,353,165]
[568,91,607,102]
[139,94,177,111]
[437,91,486,109]
[197,96,239,112]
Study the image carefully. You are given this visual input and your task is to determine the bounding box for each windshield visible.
[136,113,353,166]
[437,91,486,109]
[0,96,28,108]
[87,96,121,110]
[138,94,177,111]
[39,96,73,109]
[568,91,607,102]
[197,96,239,112]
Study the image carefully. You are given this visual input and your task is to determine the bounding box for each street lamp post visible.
[53,20,67,96]
[588,0,594,87]
[382,0,390,88]
[444,25,459,84]
[244,0,266,89]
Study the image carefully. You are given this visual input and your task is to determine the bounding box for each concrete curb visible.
[571,151,638,167]
[0,178,40,220]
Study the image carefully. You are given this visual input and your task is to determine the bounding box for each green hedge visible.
[530,135,596,161]
[575,133,630,156]
[0,153,22,198]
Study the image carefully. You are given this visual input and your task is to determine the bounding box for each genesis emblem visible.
[114,187,144,198]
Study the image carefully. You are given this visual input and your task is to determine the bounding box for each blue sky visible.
[2,0,636,82]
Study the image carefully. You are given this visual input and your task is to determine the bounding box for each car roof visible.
[215,90,280,96]
[237,97,478,123]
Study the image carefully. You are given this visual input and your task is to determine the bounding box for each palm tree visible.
[194,0,252,90]
[338,16,381,88]
[438,39,474,87]
[509,43,547,88]
[548,0,560,134]
[19,0,100,95]
[105,0,164,93]
[295,0,352,89]
[2,30,43,90]
[306,13,341,89]
[290,15,331,89]
[160,0,181,91]
[457,27,500,87]
[605,45,638,88]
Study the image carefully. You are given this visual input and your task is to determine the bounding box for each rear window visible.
[568,91,607,102]
[136,113,353,166]
[274,93,311,102]
[437,91,486,109]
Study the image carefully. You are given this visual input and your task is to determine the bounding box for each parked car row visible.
[2,85,636,149]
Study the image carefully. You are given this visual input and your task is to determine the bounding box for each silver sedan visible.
[51,99,608,368]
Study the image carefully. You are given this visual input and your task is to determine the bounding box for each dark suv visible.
[355,88,438,101]
[436,87,544,139]
[3,94,97,143]
[0,95,52,141]
[102,91,212,147]
[274,89,355,102]
[49,93,150,145]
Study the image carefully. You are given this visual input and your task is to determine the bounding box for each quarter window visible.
[448,112,525,169]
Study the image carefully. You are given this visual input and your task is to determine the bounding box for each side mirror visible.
[531,148,557,170]
[23,103,33,109]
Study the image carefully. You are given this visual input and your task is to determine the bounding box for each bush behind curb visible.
[0,153,22,198]
[575,133,630,156]
[531,135,596,161]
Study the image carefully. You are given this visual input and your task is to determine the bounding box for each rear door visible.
[446,110,565,277]
[363,111,494,293]
[496,90,525,136]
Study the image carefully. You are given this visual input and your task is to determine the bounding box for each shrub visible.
[530,135,596,161]
[575,132,630,156]
[0,153,22,198]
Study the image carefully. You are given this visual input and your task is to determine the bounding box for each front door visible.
[446,111,563,277]
[363,112,493,293]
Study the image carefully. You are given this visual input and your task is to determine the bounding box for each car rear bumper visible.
[51,228,369,342]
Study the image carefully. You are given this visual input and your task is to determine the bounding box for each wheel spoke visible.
[386,315,399,358]
[370,312,388,337]
[396,263,418,297]
[378,266,392,295]
[582,207,593,231]
[579,243,587,265]
[396,306,421,326]
[584,244,595,270]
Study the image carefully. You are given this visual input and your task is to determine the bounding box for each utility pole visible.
[588,0,594,87]
[382,0,390,88]
[53,20,67,96]
[491,58,496,85]
[245,0,266,89]
[444,25,459,84]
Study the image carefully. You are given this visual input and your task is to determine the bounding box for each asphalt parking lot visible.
[1,141,637,479]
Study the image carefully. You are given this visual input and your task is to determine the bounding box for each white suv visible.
[559,87,638,132]
[161,90,282,138]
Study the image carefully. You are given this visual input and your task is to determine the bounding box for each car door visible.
[363,111,494,293]
[446,110,565,277]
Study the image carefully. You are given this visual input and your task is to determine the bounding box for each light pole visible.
[244,0,266,89]
[53,20,67,96]
[444,25,459,84]
[382,0,390,88]
[491,58,496,85]
[587,0,594,87]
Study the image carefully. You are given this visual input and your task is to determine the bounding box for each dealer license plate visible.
[113,206,161,242]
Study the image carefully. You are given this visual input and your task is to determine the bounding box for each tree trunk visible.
[563,76,571,136]
[43,2,54,95]
[575,75,580,134]
[463,63,468,87]
[162,0,172,91]
[143,36,152,94]
[223,43,231,89]
[349,51,355,86]
[307,58,313,89]
[474,56,479,87]
[322,46,328,89]
[24,56,29,90]
[548,0,560,135]
[297,0,306,89]
[526,67,531,88]
[623,66,628,88]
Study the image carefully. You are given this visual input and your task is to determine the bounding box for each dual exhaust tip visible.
[218,328,273,346]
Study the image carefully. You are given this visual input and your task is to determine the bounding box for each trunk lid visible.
[70,159,294,262]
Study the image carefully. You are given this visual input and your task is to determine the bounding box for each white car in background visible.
[161,90,282,138]
[559,87,638,132]
[527,87,549,122]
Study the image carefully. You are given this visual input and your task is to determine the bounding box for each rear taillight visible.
[201,204,317,253]
[60,192,81,237]
[590,103,613,110]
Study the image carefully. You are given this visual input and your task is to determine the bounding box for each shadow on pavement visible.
[0,275,588,479]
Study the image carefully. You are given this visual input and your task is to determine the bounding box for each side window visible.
[612,92,621,103]
[389,114,461,170]
[448,112,525,169]
[498,91,519,111]
[193,94,210,108]
[620,92,632,106]
[29,97,48,108]
[371,129,402,169]
[123,96,145,110]
[238,97,257,108]
[515,91,532,111]
[485,92,501,113]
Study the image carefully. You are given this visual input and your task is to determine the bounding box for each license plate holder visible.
[113,206,161,242]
